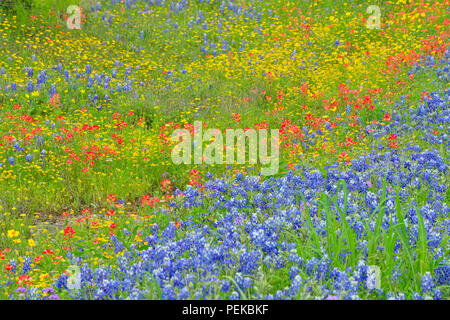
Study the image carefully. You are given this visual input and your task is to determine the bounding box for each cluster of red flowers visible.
[388,133,400,149]
[189,169,201,186]
[141,195,160,207]
[49,93,62,108]
[338,151,349,163]
[160,179,173,193]
[63,226,75,240]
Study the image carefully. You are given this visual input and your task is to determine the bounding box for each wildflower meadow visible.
[0,0,448,302]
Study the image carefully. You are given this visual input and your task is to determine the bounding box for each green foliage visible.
[0,0,32,13]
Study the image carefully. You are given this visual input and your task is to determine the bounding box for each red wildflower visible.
[388,134,397,140]
[63,226,75,239]
[141,195,160,207]
[390,141,400,148]
[17,275,32,286]
[42,249,53,255]
[338,152,349,162]
[34,256,43,264]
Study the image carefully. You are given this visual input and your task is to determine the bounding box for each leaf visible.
[332,180,357,266]
[297,192,321,257]
[415,207,429,274]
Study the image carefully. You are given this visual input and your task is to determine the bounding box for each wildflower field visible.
[0,0,448,300]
